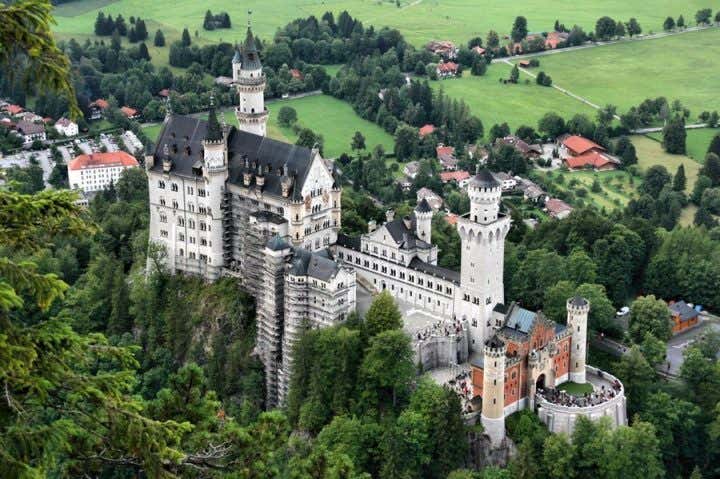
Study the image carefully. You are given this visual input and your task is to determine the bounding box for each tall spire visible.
[205,95,223,142]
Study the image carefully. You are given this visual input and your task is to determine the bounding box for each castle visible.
[145,26,626,441]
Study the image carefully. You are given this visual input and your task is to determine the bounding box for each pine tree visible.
[94,11,106,36]
[663,16,675,31]
[708,134,720,157]
[154,29,165,47]
[677,15,685,28]
[662,115,686,154]
[673,164,687,191]
[108,261,131,335]
[181,27,192,46]
[471,57,487,76]
[135,19,148,40]
[115,14,127,36]
[509,64,519,83]
[203,10,215,30]
[138,42,151,61]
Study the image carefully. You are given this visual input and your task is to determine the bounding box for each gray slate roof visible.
[289,248,341,281]
[241,28,262,70]
[470,168,500,188]
[415,197,433,213]
[570,296,588,307]
[384,216,432,251]
[669,300,699,321]
[151,115,314,201]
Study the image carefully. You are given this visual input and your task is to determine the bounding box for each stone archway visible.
[536,373,546,391]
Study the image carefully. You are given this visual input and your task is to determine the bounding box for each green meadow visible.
[144,95,395,159]
[431,65,596,133]
[648,128,719,163]
[53,0,711,48]
[525,29,720,120]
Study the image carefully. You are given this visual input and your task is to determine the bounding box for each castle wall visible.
[414,331,469,371]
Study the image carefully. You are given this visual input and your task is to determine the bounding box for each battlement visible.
[567,296,590,314]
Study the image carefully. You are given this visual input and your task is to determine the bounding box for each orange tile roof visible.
[419,124,435,137]
[563,135,604,155]
[436,145,455,157]
[437,61,459,73]
[92,99,109,109]
[564,151,615,169]
[472,46,486,55]
[290,68,303,79]
[445,213,459,225]
[439,170,470,182]
[5,104,23,115]
[121,106,139,118]
[69,151,139,171]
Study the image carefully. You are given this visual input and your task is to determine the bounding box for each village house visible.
[560,135,620,171]
[158,89,171,99]
[416,187,443,211]
[120,106,140,120]
[3,104,24,116]
[668,300,700,334]
[545,31,570,49]
[214,76,235,88]
[436,61,460,79]
[89,99,109,120]
[496,135,543,159]
[467,144,489,164]
[54,117,79,137]
[545,198,574,219]
[403,160,421,179]
[439,170,471,188]
[289,68,304,80]
[426,40,458,60]
[493,172,518,192]
[15,120,46,146]
[419,124,436,138]
[516,177,547,203]
[436,144,458,170]
[472,46,486,56]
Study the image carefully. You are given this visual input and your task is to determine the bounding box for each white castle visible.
[146,27,625,442]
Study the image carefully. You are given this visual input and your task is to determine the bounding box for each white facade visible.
[55,118,79,137]
[68,152,139,193]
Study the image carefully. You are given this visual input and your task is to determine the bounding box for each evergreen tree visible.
[471,57,487,76]
[115,14,127,36]
[154,29,165,47]
[181,27,192,46]
[626,18,642,36]
[509,64,519,83]
[138,42,151,61]
[486,30,500,49]
[351,131,366,151]
[614,19,626,37]
[511,16,528,42]
[108,261,131,335]
[94,11,106,36]
[708,133,720,157]
[203,9,215,30]
[662,115,686,154]
[677,15,685,28]
[673,164,687,191]
[135,19,148,40]
[663,16,675,31]
[702,153,720,185]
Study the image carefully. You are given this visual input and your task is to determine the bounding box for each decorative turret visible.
[482,334,507,446]
[234,25,268,136]
[468,167,501,225]
[414,197,433,243]
[203,105,227,172]
[567,296,590,383]
[161,143,172,173]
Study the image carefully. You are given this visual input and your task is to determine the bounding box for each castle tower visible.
[234,27,268,136]
[482,334,506,446]
[567,296,590,384]
[202,106,229,269]
[414,198,433,244]
[454,168,511,349]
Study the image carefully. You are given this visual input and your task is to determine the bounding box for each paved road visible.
[632,123,710,134]
[665,316,720,375]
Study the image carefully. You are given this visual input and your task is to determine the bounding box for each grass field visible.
[143,94,395,159]
[526,29,720,121]
[632,135,700,193]
[52,0,712,49]
[534,169,639,211]
[432,65,596,133]
[558,381,594,396]
[648,128,719,163]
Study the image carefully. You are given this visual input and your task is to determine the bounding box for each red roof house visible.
[290,68,304,80]
[419,124,436,137]
[439,170,471,184]
[564,151,618,170]
[562,135,605,156]
[120,106,139,119]
[5,104,24,115]
[91,99,110,110]
[545,198,574,219]
[68,151,139,171]
[436,61,459,78]
[158,89,171,98]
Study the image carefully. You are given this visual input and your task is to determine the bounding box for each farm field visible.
[52,0,711,49]
[143,95,395,159]
[525,29,720,120]
[532,169,639,211]
[648,128,719,163]
[432,65,596,133]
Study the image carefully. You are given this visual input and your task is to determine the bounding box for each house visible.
[68,151,139,193]
[426,40,458,59]
[15,120,46,146]
[518,60,531,68]
[561,135,619,171]
[472,46,486,55]
[516,177,547,203]
[545,31,569,49]
[416,187,443,211]
[436,144,458,170]
[436,61,460,79]
[419,124,436,138]
[403,161,421,179]
[396,176,413,191]
[4,104,23,116]
[158,88,171,98]
[290,68,304,80]
[668,300,700,334]
[545,198,573,219]
[90,99,109,120]
[466,144,489,163]
[439,170,471,187]
[54,117,79,137]
[18,111,43,123]
[120,106,140,120]
[493,171,517,192]
[496,135,542,158]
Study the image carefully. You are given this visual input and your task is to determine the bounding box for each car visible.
[616,306,630,317]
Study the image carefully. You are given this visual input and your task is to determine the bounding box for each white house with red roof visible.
[439,170,471,187]
[436,144,458,170]
[545,198,574,219]
[436,61,460,78]
[54,117,78,137]
[68,151,139,193]
[419,124,436,138]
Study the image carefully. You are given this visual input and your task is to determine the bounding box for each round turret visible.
[567,296,590,384]
[414,198,433,243]
[482,334,506,446]
[468,168,501,224]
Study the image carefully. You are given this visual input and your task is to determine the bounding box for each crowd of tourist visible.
[447,370,475,413]
[414,319,465,342]
[537,384,619,408]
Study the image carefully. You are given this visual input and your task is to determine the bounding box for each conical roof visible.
[470,168,500,188]
[205,108,223,142]
[240,27,262,70]
[232,48,241,64]
[415,197,433,213]
[570,296,588,307]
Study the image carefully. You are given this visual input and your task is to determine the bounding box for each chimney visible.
[385,209,395,223]
[368,220,377,233]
